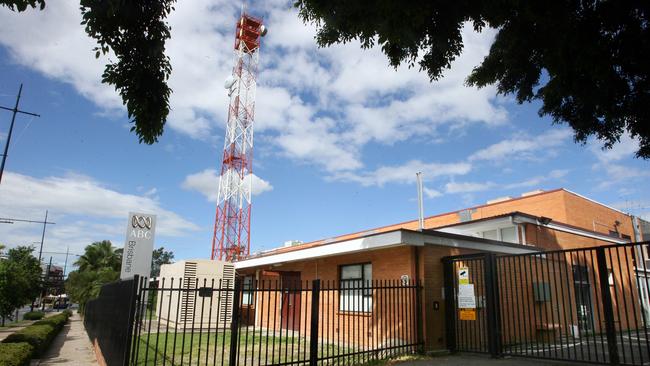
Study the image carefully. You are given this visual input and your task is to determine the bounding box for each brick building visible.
[234,188,649,351]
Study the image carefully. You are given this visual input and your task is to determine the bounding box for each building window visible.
[482,229,498,240]
[479,226,518,243]
[242,276,254,305]
[500,227,517,243]
[339,263,372,312]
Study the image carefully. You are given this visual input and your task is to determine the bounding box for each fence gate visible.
[443,242,650,366]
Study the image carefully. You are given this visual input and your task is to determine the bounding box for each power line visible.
[0,83,41,184]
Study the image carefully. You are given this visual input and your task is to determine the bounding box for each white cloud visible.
[0,171,198,237]
[444,169,569,194]
[504,169,569,189]
[0,2,509,180]
[590,133,640,163]
[0,171,200,268]
[423,187,442,199]
[469,128,573,162]
[0,2,121,108]
[182,169,273,201]
[331,160,472,187]
[588,134,648,189]
[445,181,495,194]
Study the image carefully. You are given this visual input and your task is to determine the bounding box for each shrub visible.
[2,324,57,356]
[0,342,34,366]
[22,311,45,320]
[32,314,68,332]
[62,309,73,318]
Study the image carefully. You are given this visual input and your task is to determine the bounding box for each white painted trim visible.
[235,231,408,269]
[235,229,538,269]
[422,233,537,255]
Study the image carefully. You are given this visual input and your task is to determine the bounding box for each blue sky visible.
[0,1,648,274]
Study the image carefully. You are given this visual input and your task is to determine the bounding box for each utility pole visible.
[0,84,41,184]
[42,256,52,311]
[37,210,48,265]
[62,246,69,279]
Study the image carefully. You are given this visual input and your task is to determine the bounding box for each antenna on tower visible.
[211,12,267,262]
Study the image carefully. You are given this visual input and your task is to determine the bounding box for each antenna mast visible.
[211,12,266,261]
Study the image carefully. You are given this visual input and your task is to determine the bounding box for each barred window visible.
[242,276,254,305]
[339,263,372,312]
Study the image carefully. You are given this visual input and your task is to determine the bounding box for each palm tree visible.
[74,240,121,272]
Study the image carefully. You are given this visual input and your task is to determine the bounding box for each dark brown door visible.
[280,272,301,330]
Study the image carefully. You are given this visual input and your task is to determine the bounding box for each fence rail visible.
[443,241,650,366]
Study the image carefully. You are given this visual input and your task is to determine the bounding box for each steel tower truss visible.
[212,13,264,261]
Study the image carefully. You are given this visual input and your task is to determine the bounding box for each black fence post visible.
[415,279,424,353]
[309,279,321,366]
[229,279,242,366]
[123,274,139,366]
[596,247,620,365]
[442,258,457,353]
[484,253,502,358]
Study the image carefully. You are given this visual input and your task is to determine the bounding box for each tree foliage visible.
[151,247,174,277]
[80,0,175,144]
[0,246,42,324]
[1,0,175,144]
[66,240,121,310]
[295,0,650,158]
[0,0,44,11]
[74,240,121,273]
[5,1,647,157]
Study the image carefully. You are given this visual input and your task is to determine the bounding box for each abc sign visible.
[130,215,152,239]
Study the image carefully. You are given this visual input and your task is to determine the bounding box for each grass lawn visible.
[0,319,30,329]
[133,328,415,365]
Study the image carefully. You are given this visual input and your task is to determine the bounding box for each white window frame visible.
[339,263,372,313]
[242,275,254,305]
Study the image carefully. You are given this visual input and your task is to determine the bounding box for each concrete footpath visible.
[33,313,98,365]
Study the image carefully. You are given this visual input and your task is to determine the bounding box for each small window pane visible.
[341,265,362,279]
[363,264,372,285]
[242,276,253,305]
[483,229,497,240]
[340,263,372,312]
[500,227,516,243]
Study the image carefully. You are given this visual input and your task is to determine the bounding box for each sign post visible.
[120,212,156,280]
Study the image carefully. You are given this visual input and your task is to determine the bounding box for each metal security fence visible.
[443,241,650,366]
[88,276,422,366]
[84,276,140,366]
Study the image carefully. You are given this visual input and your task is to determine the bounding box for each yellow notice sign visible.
[458,267,469,285]
[459,309,476,321]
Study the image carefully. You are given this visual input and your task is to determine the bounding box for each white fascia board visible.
[512,215,628,244]
[437,217,514,235]
[235,230,410,269]
[422,233,538,255]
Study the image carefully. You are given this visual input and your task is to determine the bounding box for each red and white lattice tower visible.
[211,13,266,261]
